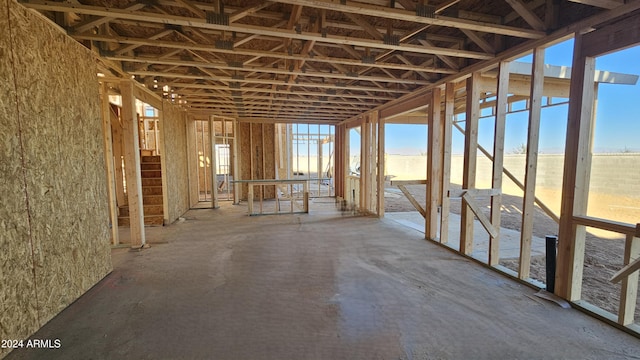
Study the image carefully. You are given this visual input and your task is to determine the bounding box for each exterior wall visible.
[1,1,112,357]
[162,101,189,223]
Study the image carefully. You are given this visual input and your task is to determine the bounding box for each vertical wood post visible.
[120,80,146,248]
[368,113,378,213]
[460,73,480,255]
[158,103,169,224]
[427,88,442,240]
[111,107,126,207]
[360,116,368,211]
[556,33,596,300]
[209,116,219,208]
[186,116,199,207]
[519,48,545,279]
[440,82,455,245]
[376,112,385,217]
[101,82,120,246]
[232,119,240,204]
[619,235,640,325]
[489,61,510,266]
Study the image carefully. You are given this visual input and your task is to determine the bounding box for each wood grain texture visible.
[0,1,39,356]
[1,1,112,354]
[162,101,189,222]
[239,122,251,199]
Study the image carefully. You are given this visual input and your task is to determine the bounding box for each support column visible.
[111,107,126,207]
[360,116,368,211]
[557,33,596,300]
[120,80,146,248]
[489,61,510,266]
[209,116,219,208]
[519,48,545,279]
[426,88,442,240]
[376,111,385,217]
[100,82,119,246]
[158,103,169,224]
[460,73,480,255]
[440,82,455,245]
[186,116,199,207]
[368,113,378,213]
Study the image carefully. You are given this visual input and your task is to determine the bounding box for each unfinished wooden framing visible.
[13,0,640,341]
[100,82,120,246]
[120,79,146,248]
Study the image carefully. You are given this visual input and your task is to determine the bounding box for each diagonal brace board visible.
[461,192,499,238]
[396,184,426,218]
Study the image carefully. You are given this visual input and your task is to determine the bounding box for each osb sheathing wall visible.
[238,122,276,200]
[0,1,112,357]
[162,100,189,223]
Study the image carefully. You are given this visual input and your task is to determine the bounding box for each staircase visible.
[118,155,164,226]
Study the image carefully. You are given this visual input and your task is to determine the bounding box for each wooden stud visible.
[186,116,199,207]
[440,82,455,245]
[519,47,545,279]
[369,113,378,213]
[556,33,596,300]
[100,82,120,246]
[452,121,560,223]
[377,112,385,217]
[232,119,240,204]
[209,116,219,208]
[158,104,170,223]
[110,106,126,207]
[120,80,146,248]
[426,88,442,240]
[460,72,480,255]
[489,61,509,266]
[618,235,639,326]
[360,116,368,211]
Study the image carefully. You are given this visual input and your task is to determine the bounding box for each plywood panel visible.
[4,0,112,347]
[162,101,189,222]
[0,1,39,357]
[251,123,263,180]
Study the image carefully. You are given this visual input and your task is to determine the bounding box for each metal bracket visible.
[416,4,436,18]
[383,34,400,46]
[361,55,375,64]
[214,40,234,50]
[206,11,229,25]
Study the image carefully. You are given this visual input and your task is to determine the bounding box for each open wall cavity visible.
[281,123,335,198]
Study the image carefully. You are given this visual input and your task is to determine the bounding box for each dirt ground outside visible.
[383,183,640,324]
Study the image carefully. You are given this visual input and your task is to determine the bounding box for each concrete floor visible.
[7,200,640,360]
[385,211,547,260]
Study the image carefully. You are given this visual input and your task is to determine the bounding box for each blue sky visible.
[378,39,640,155]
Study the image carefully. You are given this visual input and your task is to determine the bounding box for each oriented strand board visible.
[1,0,112,353]
[162,101,189,222]
[0,1,39,357]
[238,122,277,200]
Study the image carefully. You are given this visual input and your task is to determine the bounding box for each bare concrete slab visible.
[6,201,639,360]
[385,211,547,260]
